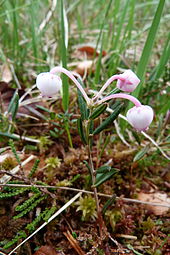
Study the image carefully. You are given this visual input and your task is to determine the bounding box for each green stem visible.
[65,122,73,148]
[86,116,103,238]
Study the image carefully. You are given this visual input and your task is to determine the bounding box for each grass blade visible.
[90,0,113,89]
[112,0,130,51]
[151,32,170,80]
[60,0,69,111]
[29,0,39,67]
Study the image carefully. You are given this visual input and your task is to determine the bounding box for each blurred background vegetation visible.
[0,0,169,128]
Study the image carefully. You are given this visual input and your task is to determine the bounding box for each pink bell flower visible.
[127,105,154,131]
[36,72,62,97]
[116,70,140,92]
[98,93,153,132]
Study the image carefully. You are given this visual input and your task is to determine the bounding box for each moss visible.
[1,157,17,170]
[75,195,97,221]
[142,217,155,232]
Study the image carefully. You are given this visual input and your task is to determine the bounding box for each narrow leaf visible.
[83,160,92,183]
[96,165,112,174]
[133,146,149,162]
[102,195,116,215]
[89,120,94,135]
[90,104,107,120]
[83,160,91,174]
[77,118,87,145]
[36,105,52,113]
[131,130,141,145]
[93,104,123,135]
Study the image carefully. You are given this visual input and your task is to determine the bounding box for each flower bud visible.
[116,70,140,92]
[36,72,62,97]
[127,105,154,131]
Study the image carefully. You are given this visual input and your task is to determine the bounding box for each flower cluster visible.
[36,67,153,132]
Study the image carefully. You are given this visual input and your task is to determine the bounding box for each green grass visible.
[60,0,69,111]
[133,0,166,96]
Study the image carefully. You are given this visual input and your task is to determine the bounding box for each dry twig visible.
[0,183,169,208]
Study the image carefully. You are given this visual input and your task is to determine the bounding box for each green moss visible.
[105,209,122,231]
[1,157,17,170]
[45,157,61,169]
[142,217,155,231]
[75,195,97,221]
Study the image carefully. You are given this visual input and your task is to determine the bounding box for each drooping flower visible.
[116,70,140,92]
[36,72,62,97]
[126,105,154,131]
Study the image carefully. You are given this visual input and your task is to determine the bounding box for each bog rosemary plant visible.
[36,66,154,237]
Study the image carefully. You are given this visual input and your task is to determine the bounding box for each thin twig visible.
[4,133,40,143]
[0,170,28,182]
[64,230,85,255]
[19,84,37,104]
[8,192,82,255]
[115,234,137,240]
[0,183,169,208]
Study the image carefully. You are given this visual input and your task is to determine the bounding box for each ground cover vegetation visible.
[0,0,169,254]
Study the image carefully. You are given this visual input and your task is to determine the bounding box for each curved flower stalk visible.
[98,93,142,107]
[50,66,91,105]
[94,69,140,100]
[98,93,153,131]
